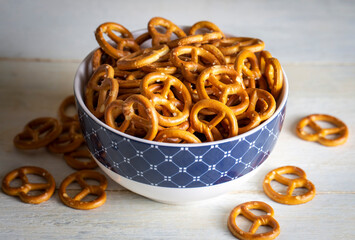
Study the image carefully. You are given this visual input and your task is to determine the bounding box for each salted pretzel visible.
[2,166,55,204]
[141,61,177,75]
[85,19,284,143]
[234,50,262,88]
[59,170,107,210]
[196,65,249,115]
[212,37,241,56]
[264,57,283,99]
[47,121,84,153]
[258,50,272,74]
[92,48,117,72]
[188,21,225,37]
[64,148,98,170]
[135,32,152,46]
[14,117,62,149]
[236,88,276,134]
[95,22,139,59]
[228,201,280,240]
[237,37,265,52]
[190,99,238,141]
[167,31,224,48]
[200,44,227,65]
[141,72,192,127]
[170,46,221,83]
[215,37,265,55]
[105,95,159,140]
[148,17,186,46]
[155,129,201,143]
[116,44,170,70]
[114,69,145,90]
[58,95,78,123]
[296,114,348,146]
[85,64,119,119]
[263,166,316,205]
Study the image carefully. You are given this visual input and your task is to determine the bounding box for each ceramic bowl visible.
[73,29,289,204]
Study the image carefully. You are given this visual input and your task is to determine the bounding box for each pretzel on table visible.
[228,201,280,240]
[64,148,98,170]
[14,117,62,149]
[2,166,55,204]
[59,170,107,210]
[263,166,316,205]
[296,114,348,146]
[58,95,78,123]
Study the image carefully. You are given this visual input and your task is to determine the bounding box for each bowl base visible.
[94,157,259,205]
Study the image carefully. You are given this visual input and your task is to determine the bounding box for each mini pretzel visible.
[190,99,238,141]
[58,95,78,123]
[258,50,272,74]
[216,37,265,55]
[234,50,262,88]
[188,21,225,37]
[237,37,265,52]
[95,22,139,59]
[264,58,283,99]
[236,88,276,134]
[2,166,55,204]
[213,37,241,56]
[59,170,107,210]
[228,201,280,240]
[296,114,348,146]
[64,148,98,170]
[141,61,177,75]
[196,65,249,115]
[116,44,170,70]
[114,69,145,90]
[200,44,227,65]
[135,32,152,46]
[105,95,159,140]
[263,166,316,205]
[85,64,119,118]
[14,117,62,149]
[148,17,186,46]
[92,48,116,72]
[155,129,201,143]
[141,72,192,127]
[167,31,224,48]
[170,46,221,84]
[47,121,84,153]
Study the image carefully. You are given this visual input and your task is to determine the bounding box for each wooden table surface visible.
[1,1,355,239]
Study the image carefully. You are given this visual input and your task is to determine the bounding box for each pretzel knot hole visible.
[270,173,311,196]
[233,213,275,235]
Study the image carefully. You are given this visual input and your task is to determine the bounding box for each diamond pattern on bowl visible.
[78,105,286,188]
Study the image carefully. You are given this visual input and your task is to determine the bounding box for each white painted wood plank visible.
[1,0,355,63]
[0,191,353,239]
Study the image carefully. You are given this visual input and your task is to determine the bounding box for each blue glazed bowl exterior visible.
[77,105,286,188]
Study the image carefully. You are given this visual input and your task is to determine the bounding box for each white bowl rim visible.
[74,29,289,148]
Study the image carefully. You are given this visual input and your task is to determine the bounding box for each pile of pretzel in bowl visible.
[86,17,283,143]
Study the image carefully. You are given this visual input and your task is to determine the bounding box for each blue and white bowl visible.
[73,30,288,204]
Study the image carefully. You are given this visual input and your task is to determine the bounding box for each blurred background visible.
[1,0,354,63]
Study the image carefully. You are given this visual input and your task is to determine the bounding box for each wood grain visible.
[0,59,354,239]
